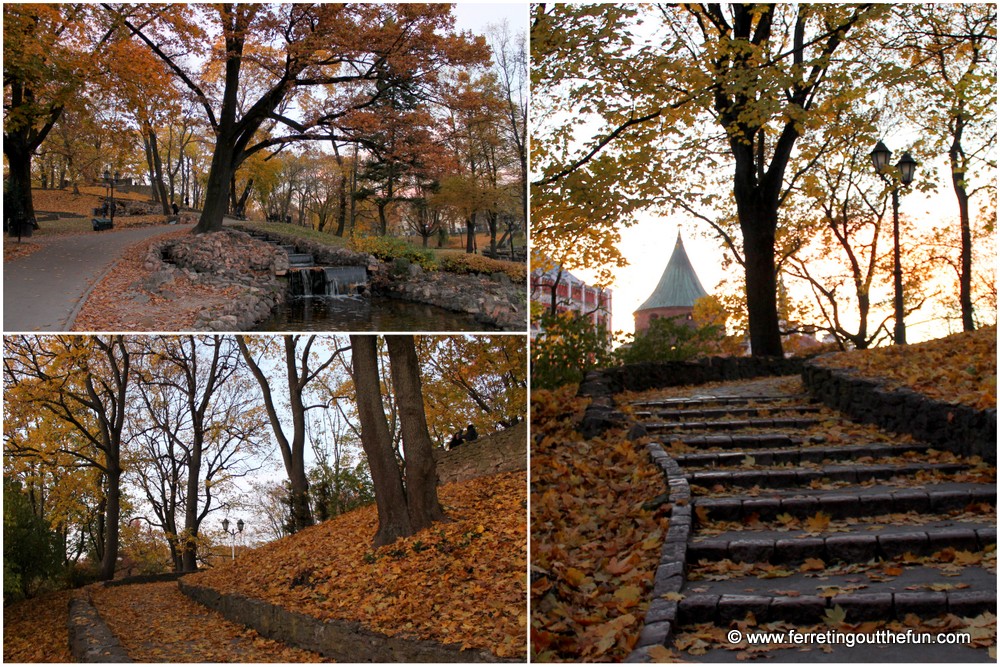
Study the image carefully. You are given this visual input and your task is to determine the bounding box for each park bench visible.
[92,217,114,231]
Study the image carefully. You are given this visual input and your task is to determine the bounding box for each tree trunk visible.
[147,125,171,214]
[4,146,36,237]
[100,464,122,581]
[737,201,784,357]
[196,139,236,233]
[466,214,477,254]
[349,335,413,547]
[180,432,203,572]
[385,336,446,532]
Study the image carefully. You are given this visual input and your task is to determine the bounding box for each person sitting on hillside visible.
[448,431,465,450]
[464,424,478,443]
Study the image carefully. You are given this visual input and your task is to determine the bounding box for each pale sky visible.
[452,2,528,37]
[571,153,979,347]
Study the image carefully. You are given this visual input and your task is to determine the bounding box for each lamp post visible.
[103,168,120,226]
[870,141,917,346]
[221,517,245,561]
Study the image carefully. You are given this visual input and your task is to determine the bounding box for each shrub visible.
[4,479,65,602]
[349,236,435,270]
[531,311,613,390]
[615,316,724,364]
[438,253,526,283]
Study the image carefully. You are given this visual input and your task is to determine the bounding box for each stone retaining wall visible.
[229,224,375,269]
[178,580,503,663]
[803,358,997,464]
[67,595,132,662]
[434,422,527,485]
[142,229,287,331]
[104,571,189,587]
[591,356,804,395]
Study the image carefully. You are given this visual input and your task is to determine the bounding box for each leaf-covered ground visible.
[90,581,326,662]
[72,231,243,332]
[188,471,526,659]
[531,385,670,661]
[816,326,997,410]
[2,589,74,662]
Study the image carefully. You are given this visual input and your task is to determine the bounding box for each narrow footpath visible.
[632,377,996,662]
[89,581,328,662]
[3,223,193,331]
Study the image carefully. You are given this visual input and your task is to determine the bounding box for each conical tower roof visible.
[635,231,708,312]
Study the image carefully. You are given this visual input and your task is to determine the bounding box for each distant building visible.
[634,232,708,334]
[531,262,612,338]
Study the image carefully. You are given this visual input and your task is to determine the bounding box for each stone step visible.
[692,483,997,522]
[634,405,823,420]
[677,562,997,625]
[689,521,997,564]
[667,433,826,449]
[687,462,969,490]
[632,394,815,409]
[646,417,822,432]
[288,253,314,266]
[675,442,935,468]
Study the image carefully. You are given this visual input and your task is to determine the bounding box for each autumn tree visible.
[132,336,267,571]
[417,336,527,445]
[349,335,448,547]
[895,5,996,332]
[3,336,134,581]
[532,4,889,356]
[3,4,96,236]
[107,3,488,234]
[236,335,349,532]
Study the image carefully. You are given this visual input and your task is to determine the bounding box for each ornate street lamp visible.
[222,517,245,561]
[870,141,918,345]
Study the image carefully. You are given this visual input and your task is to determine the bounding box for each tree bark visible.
[385,336,446,532]
[147,124,171,214]
[349,335,413,547]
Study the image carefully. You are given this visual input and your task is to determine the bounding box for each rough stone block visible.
[834,592,893,622]
[817,493,860,519]
[773,537,825,564]
[741,498,781,520]
[678,595,719,624]
[768,596,826,624]
[779,496,819,517]
[877,531,930,559]
[693,499,741,522]
[687,540,729,562]
[635,621,673,648]
[976,527,997,550]
[947,590,997,617]
[927,489,972,513]
[894,591,948,618]
[926,528,979,553]
[890,490,931,514]
[728,538,775,563]
[717,595,772,624]
[825,535,878,563]
[644,598,679,625]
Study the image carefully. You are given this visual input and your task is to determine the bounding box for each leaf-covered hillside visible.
[816,325,996,410]
[186,471,526,659]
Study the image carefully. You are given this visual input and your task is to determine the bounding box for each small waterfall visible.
[324,266,367,296]
[288,266,366,297]
[288,253,314,267]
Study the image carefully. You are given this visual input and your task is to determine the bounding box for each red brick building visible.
[634,232,708,334]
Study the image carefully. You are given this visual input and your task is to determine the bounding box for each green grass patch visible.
[235,221,349,248]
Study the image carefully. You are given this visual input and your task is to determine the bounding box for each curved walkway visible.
[3,223,193,332]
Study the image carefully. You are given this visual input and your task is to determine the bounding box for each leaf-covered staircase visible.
[630,378,996,662]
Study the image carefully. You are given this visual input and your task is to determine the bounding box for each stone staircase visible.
[630,379,996,662]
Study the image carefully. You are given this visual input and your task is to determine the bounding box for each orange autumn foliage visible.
[2,590,74,663]
[530,386,669,662]
[816,325,997,410]
[187,471,526,659]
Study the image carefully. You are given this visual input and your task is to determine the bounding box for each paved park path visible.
[633,377,995,662]
[4,223,193,332]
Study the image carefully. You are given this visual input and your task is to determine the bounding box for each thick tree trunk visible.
[196,140,236,233]
[5,147,36,237]
[736,196,784,357]
[349,335,413,547]
[385,336,446,532]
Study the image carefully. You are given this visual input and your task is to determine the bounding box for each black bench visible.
[92,218,114,231]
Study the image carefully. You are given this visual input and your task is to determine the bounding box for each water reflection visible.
[253,296,498,332]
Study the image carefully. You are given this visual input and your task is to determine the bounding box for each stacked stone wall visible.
[434,422,526,485]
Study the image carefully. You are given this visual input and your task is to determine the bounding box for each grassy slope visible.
[187,471,526,659]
